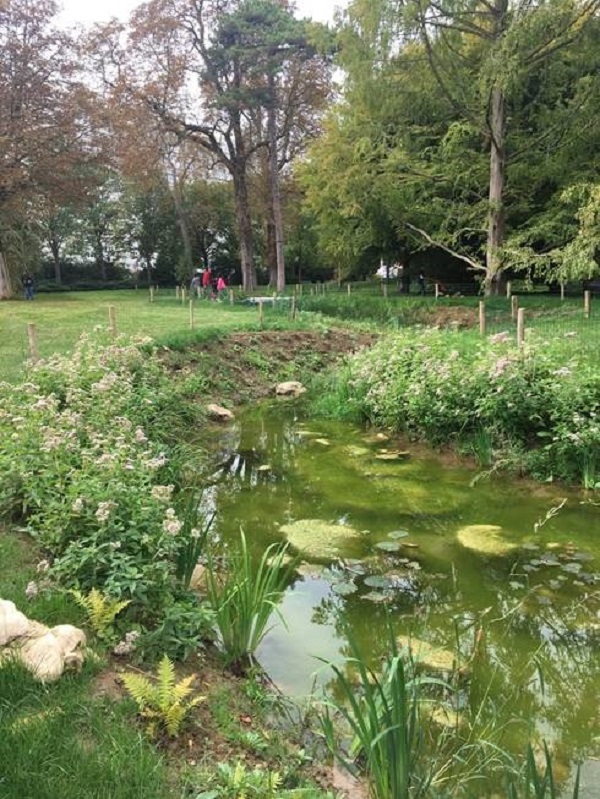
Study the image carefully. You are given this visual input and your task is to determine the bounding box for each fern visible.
[71,588,130,639]
[122,655,205,738]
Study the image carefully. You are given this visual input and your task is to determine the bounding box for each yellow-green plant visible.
[70,588,130,639]
[122,655,204,738]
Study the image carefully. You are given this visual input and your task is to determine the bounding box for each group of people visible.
[190,268,227,299]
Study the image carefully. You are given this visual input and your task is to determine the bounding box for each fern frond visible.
[173,674,196,702]
[121,673,153,710]
[156,655,176,710]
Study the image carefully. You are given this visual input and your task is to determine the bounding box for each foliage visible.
[0,660,168,799]
[506,743,581,798]
[136,598,215,663]
[0,332,204,618]
[207,531,294,671]
[70,587,130,640]
[122,654,205,738]
[194,761,334,799]
[315,325,600,484]
[318,626,439,799]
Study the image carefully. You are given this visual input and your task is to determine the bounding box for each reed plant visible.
[506,743,581,798]
[318,627,443,799]
[207,531,294,672]
[174,488,215,591]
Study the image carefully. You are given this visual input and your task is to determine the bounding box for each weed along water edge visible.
[200,403,600,787]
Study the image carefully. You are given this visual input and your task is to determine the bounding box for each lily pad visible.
[362,591,390,603]
[281,519,361,559]
[375,541,402,553]
[396,636,459,673]
[456,524,517,557]
[561,562,582,574]
[364,575,393,589]
[388,530,410,540]
[331,581,358,596]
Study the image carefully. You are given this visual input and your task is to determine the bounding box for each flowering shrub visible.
[335,328,600,484]
[0,334,205,615]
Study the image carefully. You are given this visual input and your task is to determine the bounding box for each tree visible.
[0,0,99,297]
[89,0,330,291]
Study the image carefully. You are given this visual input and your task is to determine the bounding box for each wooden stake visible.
[517,308,525,346]
[27,323,38,362]
[560,282,565,301]
[511,295,518,321]
[176,286,180,300]
[259,300,264,325]
[291,295,296,321]
[584,290,591,318]
[181,287,186,304]
[229,289,234,305]
[435,283,440,299]
[189,299,194,330]
[347,284,351,296]
[479,301,486,336]
[108,305,117,337]
[149,286,154,303]
[506,281,512,299]
[383,282,388,298]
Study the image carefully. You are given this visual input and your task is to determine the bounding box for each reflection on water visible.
[199,403,600,766]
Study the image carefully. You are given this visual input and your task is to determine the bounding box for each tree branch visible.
[404,222,485,272]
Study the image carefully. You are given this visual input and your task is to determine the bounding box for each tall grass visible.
[506,743,581,798]
[0,661,168,799]
[318,627,442,799]
[207,531,294,672]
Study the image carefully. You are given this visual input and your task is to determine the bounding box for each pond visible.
[200,402,600,774]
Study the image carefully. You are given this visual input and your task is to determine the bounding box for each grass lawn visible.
[0,528,171,799]
[0,290,265,383]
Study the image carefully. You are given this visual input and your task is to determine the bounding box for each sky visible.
[58,0,348,27]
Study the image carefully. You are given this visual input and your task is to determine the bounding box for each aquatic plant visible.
[207,531,294,672]
[280,518,361,559]
[456,524,518,556]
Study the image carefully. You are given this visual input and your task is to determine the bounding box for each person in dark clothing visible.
[23,274,34,300]
[417,272,426,295]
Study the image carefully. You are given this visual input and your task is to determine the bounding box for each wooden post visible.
[584,290,591,318]
[506,281,512,299]
[479,301,486,336]
[27,323,38,362]
[383,281,388,298]
[435,283,440,299]
[108,305,117,337]
[560,282,565,301]
[181,287,186,304]
[258,300,264,325]
[176,285,180,300]
[149,286,154,303]
[189,299,194,330]
[347,284,351,296]
[229,289,234,305]
[511,295,518,321]
[517,308,525,346]
[291,295,297,321]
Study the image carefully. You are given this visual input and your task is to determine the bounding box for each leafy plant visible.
[70,587,130,639]
[121,654,204,738]
[506,743,581,798]
[175,490,215,591]
[318,627,438,799]
[207,531,294,672]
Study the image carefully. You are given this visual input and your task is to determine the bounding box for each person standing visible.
[202,267,212,298]
[23,274,34,300]
[417,272,426,296]
[216,274,227,299]
[190,270,202,297]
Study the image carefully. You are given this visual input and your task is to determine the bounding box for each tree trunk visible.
[232,164,256,291]
[266,217,277,287]
[0,251,12,299]
[267,81,286,294]
[485,84,506,296]
[171,179,194,275]
[50,238,62,285]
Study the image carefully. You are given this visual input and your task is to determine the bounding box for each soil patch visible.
[165,328,377,406]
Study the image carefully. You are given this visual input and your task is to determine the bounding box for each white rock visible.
[275,381,306,397]
[0,600,30,645]
[206,403,235,422]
